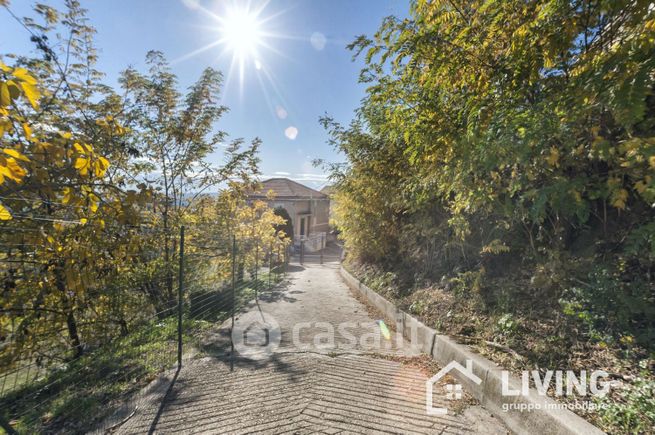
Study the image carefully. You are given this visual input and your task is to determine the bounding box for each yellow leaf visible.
[22,123,32,140]
[0,82,10,107]
[649,156,655,169]
[12,68,37,85]
[4,158,26,181]
[0,165,10,182]
[546,147,560,167]
[89,194,99,213]
[611,188,629,210]
[543,55,555,69]
[481,239,510,254]
[19,82,40,109]
[0,202,12,220]
[5,81,20,100]
[0,118,10,138]
[94,156,109,177]
[3,148,29,162]
[75,157,90,175]
[62,186,72,204]
[80,218,88,225]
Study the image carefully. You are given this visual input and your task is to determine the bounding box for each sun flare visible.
[221,8,262,59]
[176,0,289,98]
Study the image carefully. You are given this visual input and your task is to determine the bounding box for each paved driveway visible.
[115,261,509,434]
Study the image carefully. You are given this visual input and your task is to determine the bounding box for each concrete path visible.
[116,261,509,434]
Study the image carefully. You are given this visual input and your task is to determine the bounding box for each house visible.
[247,178,330,251]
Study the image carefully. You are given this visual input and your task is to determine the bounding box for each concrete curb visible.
[340,266,605,435]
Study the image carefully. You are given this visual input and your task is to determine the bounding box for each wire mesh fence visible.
[0,220,288,434]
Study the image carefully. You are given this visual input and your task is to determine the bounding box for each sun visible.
[213,3,270,94]
[176,0,287,97]
[221,8,263,59]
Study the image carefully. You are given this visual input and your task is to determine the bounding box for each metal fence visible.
[294,234,342,265]
[0,225,288,434]
[294,232,327,253]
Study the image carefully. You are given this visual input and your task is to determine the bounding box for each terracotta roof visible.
[249,178,328,199]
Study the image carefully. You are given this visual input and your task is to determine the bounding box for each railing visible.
[293,235,344,265]
[294,232,326,253]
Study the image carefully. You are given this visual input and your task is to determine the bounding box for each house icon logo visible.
[232,311,281,360]
[425,359,482,415]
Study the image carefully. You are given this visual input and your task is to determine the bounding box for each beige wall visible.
[264,198,330,238]
[312,200,330,233]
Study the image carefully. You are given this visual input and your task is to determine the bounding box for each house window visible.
[300,217,306,236]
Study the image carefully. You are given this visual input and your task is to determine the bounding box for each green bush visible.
[560,264,655,347]
[596,365,655,434]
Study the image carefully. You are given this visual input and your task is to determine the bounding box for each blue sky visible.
[1,0,408,189]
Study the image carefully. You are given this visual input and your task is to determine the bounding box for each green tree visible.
[119,51,260,303]
[330,0,655,343]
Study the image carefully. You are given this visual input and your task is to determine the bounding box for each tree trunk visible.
[119,318,129,336]
[65,310,83,358]
[54,263,84,358]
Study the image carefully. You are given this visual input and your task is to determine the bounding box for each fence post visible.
[177,225,184,369]
[230,235,236,372]
[254,240,258,297]
[300,240,305,265]
[277,246,281,281]
[268,242,272,290]
[320,233,324,265]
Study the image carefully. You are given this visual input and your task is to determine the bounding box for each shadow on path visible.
[147,366,180,435]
